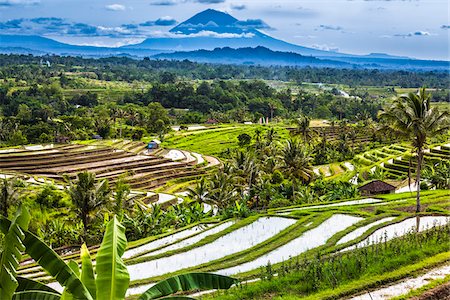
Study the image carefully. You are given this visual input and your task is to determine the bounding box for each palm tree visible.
[279,139,314,199]
[113,177,131,220]
[423,161,450,190]
[186,177,210,205]
[379,88,449,212]
[292,115,313,145]
[0,177,21,217]
[209,172,235,209]
[265,127,277,146]
[67,172,111,241]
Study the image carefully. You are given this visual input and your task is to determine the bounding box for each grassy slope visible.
[162,124,291,158]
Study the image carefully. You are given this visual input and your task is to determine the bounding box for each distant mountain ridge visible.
[153,46,353,68]
[0,9,448,71]
[153,46,449,71]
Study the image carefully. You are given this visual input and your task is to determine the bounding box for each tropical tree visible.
[292,116,313,145]
[209,172,235,209]
[423,160,450,190]
[113,177,131,220]
[379,88,449,212]
[0,177,21,217]
[66,172,111,241]
[265,127,277,147]
[279,139,314,199]
[186,177,210,205]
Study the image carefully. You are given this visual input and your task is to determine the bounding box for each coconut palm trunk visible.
[415,148,423,213]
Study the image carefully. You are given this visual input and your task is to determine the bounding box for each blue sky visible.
[0,0,448,60]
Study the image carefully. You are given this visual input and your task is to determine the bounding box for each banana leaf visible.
[0,216,93,300]
[80,244,96,299]
[0,204,30,299]
[95,216,129,300]
[17,276,61,294]
[138,273,237,300]
[13,290,61,300]
[61,260,81,300]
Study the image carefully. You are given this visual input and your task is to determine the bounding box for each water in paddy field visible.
[336,217,397,245]
[138,221,235,258]
[126,217,296,280]
[277,198,382,214]
[123,223,218,259]
[217,214,363,276]
[343,215,450,251]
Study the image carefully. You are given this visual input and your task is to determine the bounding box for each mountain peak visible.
[170,9,240,35]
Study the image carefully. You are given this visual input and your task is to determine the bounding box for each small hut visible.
[147,139,161,150]
[358,180,396,196]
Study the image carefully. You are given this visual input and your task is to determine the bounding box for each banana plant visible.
[0,210,237,300]
[138,272,237,300]
[64,216,237,300]
[0,205,64,299]
[0,206,92,300]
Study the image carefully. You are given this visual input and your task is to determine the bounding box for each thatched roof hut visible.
[358,180,396,196]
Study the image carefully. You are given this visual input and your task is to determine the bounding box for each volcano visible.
[124,9,347,57]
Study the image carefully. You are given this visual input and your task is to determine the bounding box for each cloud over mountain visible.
[230,4,246,10]
[140,17,178,27]
[0,0,39,6]
[105,4,126,11]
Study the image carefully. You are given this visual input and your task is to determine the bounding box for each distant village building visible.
[92,134,103,140]
[205,118,218,124]
[358,180,396,196]
[55,136,70,144]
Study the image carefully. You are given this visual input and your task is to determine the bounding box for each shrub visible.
[268,197,292,208]
[271,170,284,184]
[35,184,65,208]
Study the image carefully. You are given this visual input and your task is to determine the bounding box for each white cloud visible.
[311,44,339,52]
[105,4,126,11]
[150,30,255,38]
[230,4,246,10]
[0,0,39,6]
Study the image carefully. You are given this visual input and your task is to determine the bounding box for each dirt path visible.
[411,281,450,300]
[350,264,450,300]
[203,155,220,167]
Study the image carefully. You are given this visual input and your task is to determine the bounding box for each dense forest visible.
[0,53,449,146]
[1,54,449,87]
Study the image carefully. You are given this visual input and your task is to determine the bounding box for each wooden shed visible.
[358,180,396,196]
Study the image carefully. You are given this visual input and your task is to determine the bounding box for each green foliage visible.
[35,185,65,208]
[0,178,22,217]
[237,133,251,147]
[0,205,30,299]
[0,209,235,300]
[138,273,237,300]
[271,170,284,184]
[94,216,130,300]
[0,214,93,300]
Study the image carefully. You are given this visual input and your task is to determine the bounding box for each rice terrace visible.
[0,2,449,300]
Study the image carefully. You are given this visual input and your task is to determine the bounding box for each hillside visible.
[153,46,353,68]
